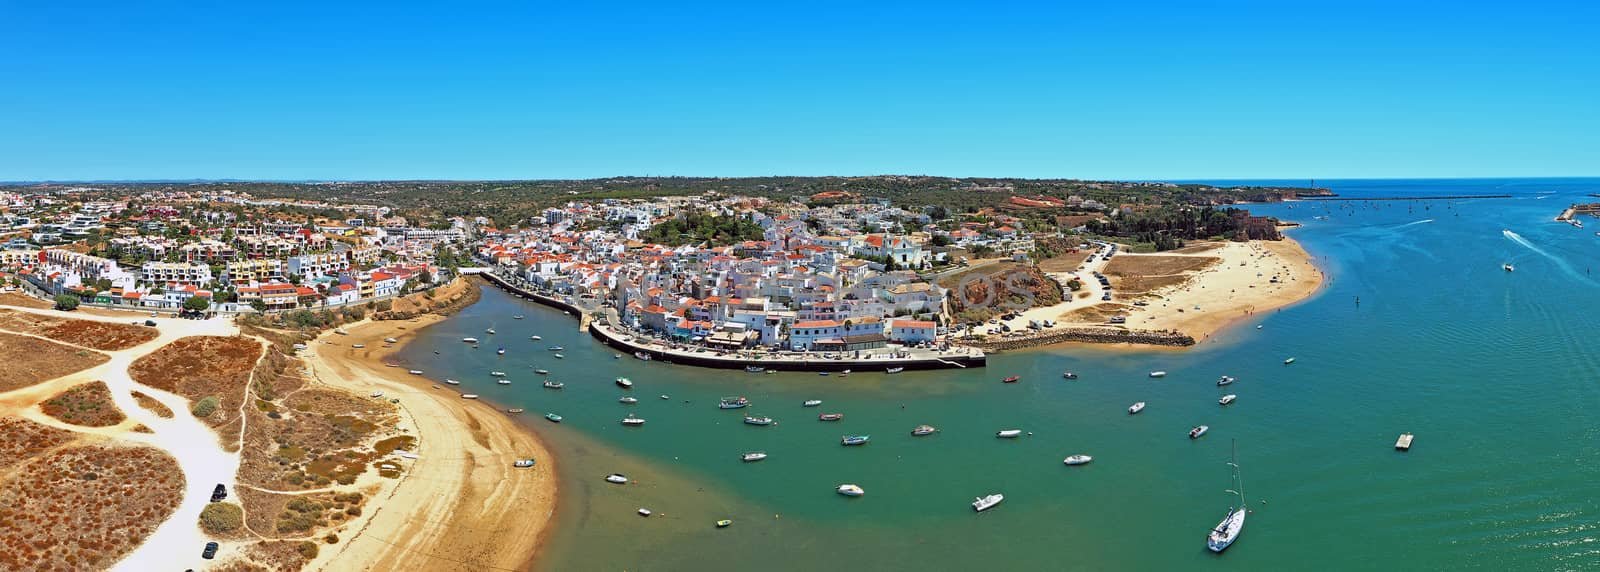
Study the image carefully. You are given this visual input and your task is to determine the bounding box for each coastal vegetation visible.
[1083,206,1281,251]
[0,331,109,392]
[0,442,183,570]
[128,336,264,449]
[0,308,158,350]
[41,381,127,427]
[640,209,765,246]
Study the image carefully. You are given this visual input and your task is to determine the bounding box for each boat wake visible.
[1398,218,1435,228]
[1502,229,1595,286]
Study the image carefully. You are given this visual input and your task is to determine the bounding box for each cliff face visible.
[950,265,1062,323]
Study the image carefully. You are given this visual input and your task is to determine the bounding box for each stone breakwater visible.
[968,328,1196,351]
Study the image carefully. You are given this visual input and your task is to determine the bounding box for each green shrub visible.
[191,396,220,418]
[199,502,243,534]
[297,541,319,559]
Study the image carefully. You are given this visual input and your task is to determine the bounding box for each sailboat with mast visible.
[1206,439,1247,553]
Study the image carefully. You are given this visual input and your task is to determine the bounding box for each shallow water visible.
[401,178,1600,571]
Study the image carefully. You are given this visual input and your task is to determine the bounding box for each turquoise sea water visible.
[400,178,1600,571]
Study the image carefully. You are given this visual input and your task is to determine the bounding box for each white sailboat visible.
[1206,440,1247,553]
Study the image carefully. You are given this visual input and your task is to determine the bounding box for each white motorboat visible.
[461,394,479,399]
[1503,263,1515,272]
[972,493,1004,512]
[911,424,938,436]
[513,459,535,468]
[836,484,865,497]
[1063,455,1093,466]
[384,337,398,343]
[619,396,639,404]
[886,367,905,374]
[1217,376,1236,386]
[408,370,423,375]
[351,344,366,348]
[490,371,507,377]
[1062,371,1078,379]
[462,337,479,343]
[1283,357,1296,365]
[554,354,565,359]
[497,379,511,386]
[1149,371,1168,378]
[534,368,549,374]
[1219,394,1237,406]
[485,328,496,334]
[996,429,1023,438]
[1128,402,1146,414]
[497,348,506,355]
[543,380,564,389]
[1206,440,1247,553]
[606,474,628,484]
[742,451,768,462]
[1189,425,1209,439]
[637,508,651,517]
[444,379,460,385]
[513,315,524,320]
[621,415,645,426]
[531,335,543,340]
[803,399,823,407]
[615,377,634,389]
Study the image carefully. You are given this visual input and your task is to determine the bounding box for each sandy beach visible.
[299,314,557,571]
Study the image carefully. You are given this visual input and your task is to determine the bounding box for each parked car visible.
[210,483,227,502]
[201,542,219,559]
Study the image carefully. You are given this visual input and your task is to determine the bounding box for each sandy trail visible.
[299,316,557,571]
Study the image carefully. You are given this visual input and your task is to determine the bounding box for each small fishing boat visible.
[507,408,524,414]
[1283,357,1296,365]
[530,335,543,340]
[972,493,1004,512]
[718,396,750,409]
[803,399,823,407]
[605,474,628,484]
[1062,371,1078,379]
[615,377,634,389]
[1217,376,1236,386]
[996,429,1023,438]
[462,337,479,343]
[444,379,461,385]
[886,367,904,374]
[408,370,423,375]
[1206,440,1247,553]
[911,424,938,436]
[1002,376,1020,383]
[635,351,652,361]
[841,435,870,446]
[1063,455,1093,466]
[544,413,562,423]
[497,379,511,385]
[741,451,768,462]
[745,366,765,373]
[818,413,844,421]
[461,394,479,399]
[490,371,507,377]
[351,344,366,348]
[1219,394,1237,406]
[716,519,733,528]
[514,459,536,468]
[622,415,646,426]
[839,369,851,377]
[743,416,774,426]
[534,368,549,374]
[1128,402,1146,414]
[497,347,506,355]
[543,380,564,389]
[837,484,865,497]
[1189,425,1209,439]
[548,346,564,351]
[1149,371,1168,378]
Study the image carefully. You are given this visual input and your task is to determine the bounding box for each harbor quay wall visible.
[968,328,1196,351]
[478,271,586,316]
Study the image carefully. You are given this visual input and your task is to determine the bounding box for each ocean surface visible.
[400,178,1600,571]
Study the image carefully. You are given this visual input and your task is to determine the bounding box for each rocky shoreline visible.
[967,327,1195,352]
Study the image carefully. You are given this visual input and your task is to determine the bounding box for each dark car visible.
[210,483,226,502]
[201,542,219,559]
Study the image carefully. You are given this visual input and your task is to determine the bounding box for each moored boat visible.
[719,396,750,409]
[996,429,1023,438]
[513,315,524,320]
[1062,371,1078,379]
[548,346,564,351]
[497,347,506,355]
[745,366,766,373]
[886,367,905,374]
[741,451,768,462]
[531,335,543,340]
[716,519,733,528]
[408,369,423,375]
[1217,376,1236,386]
[490,371,507,377]
[1002,376,1020,383]
[615,377,634,389]
[1206,440,1248,553]
[837,484,865,497]
[818,413,844,421]
[1063,455,1093,466]
[1128,402,1146,414]
[461,394,479,399]
[841,434,870,446]
[621,415,645,426]
[743,415,774,426]
[1219,394,1237,406]
[497,379,511,385]
[444,379,461,385]
[619,396,639,404]
[635,351,652,361]
[507,408,524,414]
[554,353,565,359]
[462,337,479,343]
[544,413,562,422]
[911,424,938,436]
[1149,371,1168,378]
[1283,357,1296,365]
[803,399,823,407]
[513,459,536,468]
[972,493,1004,512]
[534,368,549,374]
[543,380,564,389]
[384,337,398,343]
[605,474,628,484]
[1189,425,1209,439]
[485,328,496,334]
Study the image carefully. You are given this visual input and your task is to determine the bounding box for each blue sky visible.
[1,1,1595,181]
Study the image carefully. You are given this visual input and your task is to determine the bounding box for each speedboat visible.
[996,429,1023,438]
[1062,371,1078,379]
[972,493,1004,512]
[605,474,628,484]
[1283,357,1296,365]
[841,435,870,446]
[621,415,645,426]
[1189,425,1209,439]
[543,380,564,389]
[837,484,865,497]
[534,368,549,374]
[1063,455,1093,466]
[462,337,479,343]
[619,396,639,404]
[1217,376,1235,386]
[1219,394,1237,406]
[1128,402,1146,414]
[912,424,938,436]
[803,399,823,407]
[743,416,774,426]
[530,335,543,340]
[718,396,750,409]
[886,367,905,374]
[745,366,765,373]
[1149,371,1168,378]
[544,413,562,423]
[513,459,536,468]
[615,377,634,389]
[497,348,506,355]
[741,451,768,462]
[1002,376,1020,383]
[491,371,507,377]
[818,413,844,421]
[444,379,461,385]
[497,379,511,385]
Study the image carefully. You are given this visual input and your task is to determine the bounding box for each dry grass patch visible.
[131,391,173,418]
[239,388,400,490]
[1102,255,1219,277]
[0,293,51,309]
[129,336,263,446]
[244,539,320,571]
[0,443,183,570]
[1059,303,1132,324]
[1167,242,1225,255]
[1114,274,1195,295]
[0,308,158,350]
[41,381,126,427]
[0,417,79,469]
[1038,253,1096,273]
[0,332,108,392]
